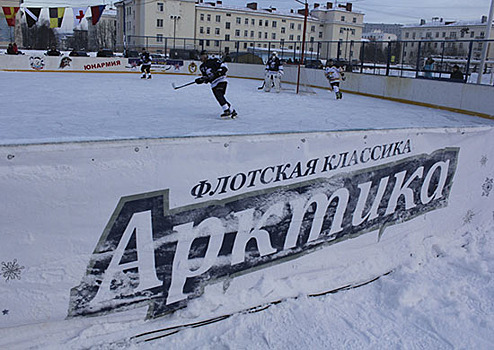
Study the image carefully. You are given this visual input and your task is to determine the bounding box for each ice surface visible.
[0,71,492,146]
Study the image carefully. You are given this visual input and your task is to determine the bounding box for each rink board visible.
[0,126,493,330]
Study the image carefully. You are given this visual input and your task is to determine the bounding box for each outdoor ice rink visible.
[1,70,493,349]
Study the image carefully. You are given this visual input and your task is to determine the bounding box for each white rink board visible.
[1,126,493,329]
[0,54,199,74]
